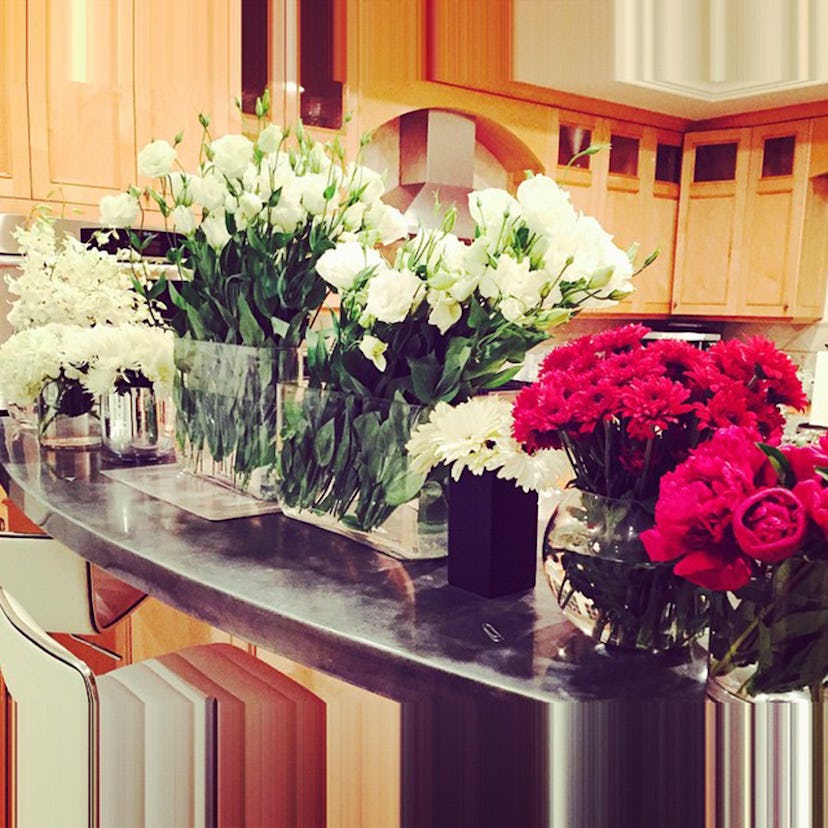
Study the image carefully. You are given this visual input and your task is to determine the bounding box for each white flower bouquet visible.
[0,323,173,446]
[276,173,651,552]
[100,90,407,348]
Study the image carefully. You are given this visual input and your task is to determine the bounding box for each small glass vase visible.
[101,380,175,464]
[707,557,828,702]
[174,338,299,501]
[543,487,708,652]
[276,382,448,560]
[37,378,101,450]
[707,558,828,827]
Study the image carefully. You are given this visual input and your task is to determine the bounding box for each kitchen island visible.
[0,417,707,827]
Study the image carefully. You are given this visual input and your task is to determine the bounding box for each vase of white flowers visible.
[0,323,174,453]
[101,90,408,497]
[278,173,649,557]
[100,372,174,463]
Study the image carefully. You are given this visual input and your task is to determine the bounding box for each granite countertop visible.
[0,417,706,704]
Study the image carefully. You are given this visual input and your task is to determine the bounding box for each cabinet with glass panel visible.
[673,119,828,319]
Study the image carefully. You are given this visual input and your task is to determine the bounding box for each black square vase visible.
[447,471,538,598]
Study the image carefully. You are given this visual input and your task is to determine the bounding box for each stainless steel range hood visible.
[383,109,477,240]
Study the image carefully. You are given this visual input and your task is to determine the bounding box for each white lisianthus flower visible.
[499,296,526,323]
[190,172,225,211]
[426,290,462,334]
[300,173,332,215]
[137,139,177,177]
[369,204,410,245]
[256,123,282,154]
[99,192,140,228]
[171,204,196,235]
[364,266,424,324]
[201,213,231,251]
[341,201,366,232]
[316,242,383,291]
[358,334,388,372]
[210,134,254,178]
[515,174,577,236]
[468,188,520,234]
[237,192,264,222]
[346,162,385,204]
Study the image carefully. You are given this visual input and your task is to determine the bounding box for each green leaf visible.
[237,294,264,346]
[384,470,427,506]
[407,355,441,404]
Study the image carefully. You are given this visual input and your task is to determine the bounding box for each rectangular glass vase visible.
[276,382,447,560]
[174,339,299,501]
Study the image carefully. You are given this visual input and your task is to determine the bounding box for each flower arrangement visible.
[310,174,646,404]
[642,427,828,699]
[277,174,647,547]
[0,323,174,406]
[512,324,807,500]
[515,323,806,650]
[100,90,408,348]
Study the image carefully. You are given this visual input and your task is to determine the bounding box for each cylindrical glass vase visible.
[101,383,175,463]
[37,378,101,450]
[543,487,708,652]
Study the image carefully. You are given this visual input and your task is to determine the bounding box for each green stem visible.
[709,562,816,679]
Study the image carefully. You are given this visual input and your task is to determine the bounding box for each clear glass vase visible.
[276,382,448,560]
[543,487,708,652]
[174,339,300,500]
[101,381,175,463]
[708,557,828,702]
[37,377,101,450]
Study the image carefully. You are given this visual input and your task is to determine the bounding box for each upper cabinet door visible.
[737,120,811,318]
[0,0,30,200]
[27,0,136,206]
[671,128,751,316]
[133,0,241,178]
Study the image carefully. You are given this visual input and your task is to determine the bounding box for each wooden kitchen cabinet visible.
[27,0,136,206]
[134,0,242,177]
[0,0,30,200]
[577,121,682,317]
[673,120,828,319]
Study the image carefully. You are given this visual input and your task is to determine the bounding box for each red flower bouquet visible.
[644,427,828,700]
[515,323,806,651]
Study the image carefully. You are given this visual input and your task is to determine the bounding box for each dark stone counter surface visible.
[0,418,706,705]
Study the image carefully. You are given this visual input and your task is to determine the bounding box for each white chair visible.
[0,587,98,827]
[0,585,328,827]
[0,533,146,635]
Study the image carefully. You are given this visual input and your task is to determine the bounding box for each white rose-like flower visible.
[515,174,577,236]
[257,123,283,154]
[358,334,388,372]
[426,290,462,334]
[364,266,424,324]
[300,172,332,215]
[346,162,385,204]
[237,192,264,222]
[369,204,410,245]
[171,205,196,235]
[99,192,140,228]
[316,242,383,291]
[341,201,366,232]
[190,173,226,211]
[210,133,254,178]
[201,213,231,251]
[468,188,520,234]
[137,139,177,177]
